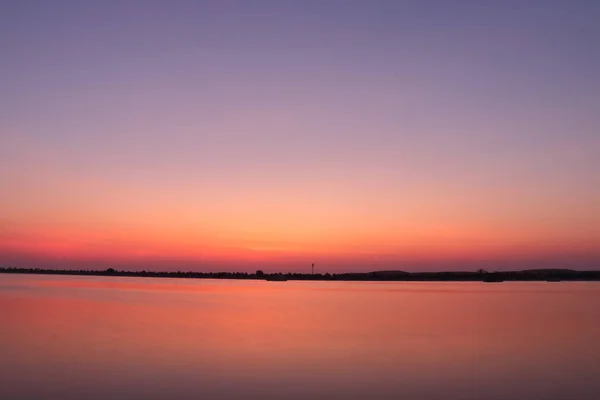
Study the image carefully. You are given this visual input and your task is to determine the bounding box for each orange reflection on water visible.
[1,276,600,400]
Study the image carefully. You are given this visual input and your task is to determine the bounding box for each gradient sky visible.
[1,0,599,272]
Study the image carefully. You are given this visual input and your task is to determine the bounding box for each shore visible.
[1,267,599,282]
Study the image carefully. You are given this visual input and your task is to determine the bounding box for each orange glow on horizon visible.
[2,217,598,270]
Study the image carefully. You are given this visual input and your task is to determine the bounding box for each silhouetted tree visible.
[256,270,264,278]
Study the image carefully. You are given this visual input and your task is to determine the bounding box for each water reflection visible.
[1,275,599,399]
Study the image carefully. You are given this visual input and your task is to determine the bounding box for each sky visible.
[1,0,599,272]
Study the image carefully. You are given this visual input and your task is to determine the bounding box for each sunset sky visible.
[1,1,599,272]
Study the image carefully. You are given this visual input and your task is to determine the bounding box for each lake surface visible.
[1,274,599,400]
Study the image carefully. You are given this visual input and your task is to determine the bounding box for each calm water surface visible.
[1,274,599,400]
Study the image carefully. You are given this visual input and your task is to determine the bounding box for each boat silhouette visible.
[265,275,288,282]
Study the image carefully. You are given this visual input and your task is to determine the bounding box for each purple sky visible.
[1,1,599,272]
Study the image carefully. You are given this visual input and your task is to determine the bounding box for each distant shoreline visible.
[1,267,599,282]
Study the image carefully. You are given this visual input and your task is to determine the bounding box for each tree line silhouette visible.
[1,266,599,281]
